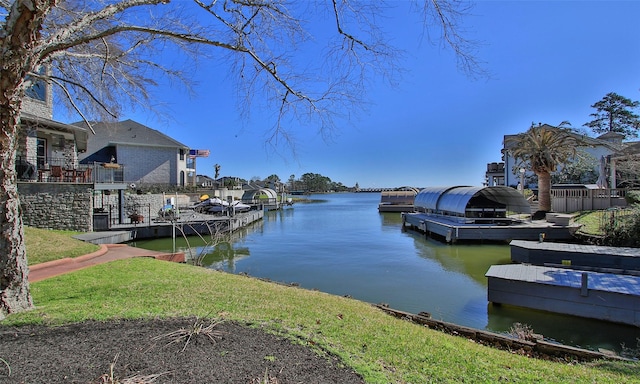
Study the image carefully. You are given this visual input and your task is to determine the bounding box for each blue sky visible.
[58,1,640,189]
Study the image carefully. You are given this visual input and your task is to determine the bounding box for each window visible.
[25,67,47,102]
[36,138,47,168]
[179,149,185,161]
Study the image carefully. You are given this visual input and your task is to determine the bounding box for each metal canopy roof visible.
[414,186,531,215]
[241,188,277,200]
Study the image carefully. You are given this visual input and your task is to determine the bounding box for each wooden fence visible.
[551,188,628,213]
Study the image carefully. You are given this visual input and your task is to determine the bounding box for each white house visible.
[498,124,633,189]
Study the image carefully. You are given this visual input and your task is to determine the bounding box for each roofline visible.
[20,113,89,152]
[108,141,189,150]
[21,113,88,135]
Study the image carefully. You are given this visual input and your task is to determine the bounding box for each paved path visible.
[29,244,184,283]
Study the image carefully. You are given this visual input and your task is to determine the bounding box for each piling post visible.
[580,272,589,297]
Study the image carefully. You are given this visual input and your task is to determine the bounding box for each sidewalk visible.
[29,244,185,283]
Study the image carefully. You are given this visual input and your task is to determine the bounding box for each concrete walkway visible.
[29,244,184,283]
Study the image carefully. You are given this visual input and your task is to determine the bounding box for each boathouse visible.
[378,187,420,212]
[402,186,577,242]
[412,186,531,223]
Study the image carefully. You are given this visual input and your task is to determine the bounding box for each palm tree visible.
[505,122,586,213]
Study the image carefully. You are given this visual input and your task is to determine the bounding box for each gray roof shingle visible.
[74,119,188,154]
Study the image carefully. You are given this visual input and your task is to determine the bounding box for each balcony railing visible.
[16,156,124,184]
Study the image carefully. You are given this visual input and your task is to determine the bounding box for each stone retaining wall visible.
[18,182,93,232]
[18,186,213,231]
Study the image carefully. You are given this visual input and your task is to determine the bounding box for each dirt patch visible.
[0,318,364,383]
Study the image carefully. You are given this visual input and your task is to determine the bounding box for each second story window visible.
[25,67,47,102]
[179,149,185,160]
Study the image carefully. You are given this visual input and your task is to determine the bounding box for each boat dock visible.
[378,188,418,212]
[486,264,640,327]
[75,210,264,245]
[510,240,640,273]
[402,213,578,243]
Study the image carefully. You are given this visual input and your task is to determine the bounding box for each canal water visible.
[131,192,639,353]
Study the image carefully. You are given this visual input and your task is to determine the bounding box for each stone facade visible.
[21,84,53,119]
[18,186,201,232]
[18,183,93,232]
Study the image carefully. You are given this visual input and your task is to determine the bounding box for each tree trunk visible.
[0,103,33,320]
[537,171,552,212]
[0,0,53,319]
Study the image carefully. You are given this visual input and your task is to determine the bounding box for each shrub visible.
[625,190,640,205]
[602,205,640,247]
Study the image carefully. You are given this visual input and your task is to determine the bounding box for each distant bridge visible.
[357,186,421,193]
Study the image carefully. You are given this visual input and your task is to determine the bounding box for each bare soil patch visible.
[0,318,364,383]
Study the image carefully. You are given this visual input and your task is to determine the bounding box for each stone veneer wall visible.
[18,183,93,232]
[18,186,201,232]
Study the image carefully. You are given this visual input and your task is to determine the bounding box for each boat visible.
[194,197,251,214]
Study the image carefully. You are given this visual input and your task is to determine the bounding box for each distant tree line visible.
[269,173,352,193]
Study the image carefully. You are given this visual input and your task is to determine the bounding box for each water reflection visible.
[193,242,251,272]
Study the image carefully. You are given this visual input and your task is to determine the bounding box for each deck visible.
[486,264,640,326]
[510,240,640,273]
[402,212,578,243]
[76,210,264,244]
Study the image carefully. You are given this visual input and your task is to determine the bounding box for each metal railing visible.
[92,161,125,184]
[15,156,124,184]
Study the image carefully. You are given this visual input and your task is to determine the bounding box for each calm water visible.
[131,192,639,352]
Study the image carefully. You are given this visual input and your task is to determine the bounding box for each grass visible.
[573,211,604,236]
[573,208,637,237]
[5,229,640,383]
[24,226,100,265]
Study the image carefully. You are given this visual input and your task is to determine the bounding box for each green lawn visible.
[24,226,100,265]
[4,227,638,383]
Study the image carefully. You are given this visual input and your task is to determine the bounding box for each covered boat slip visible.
[378,188,419,212]
[412,186,531,223]
[402,186,577,242]
[486,264,640,327]
[402,213,577,242]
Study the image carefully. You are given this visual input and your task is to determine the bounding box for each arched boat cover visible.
[413,186,462,211]
[414,186,531,216]
[241,188,277,200]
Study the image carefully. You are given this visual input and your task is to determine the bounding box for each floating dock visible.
[486,264,640,327]
[510,240,640,273]
[402,213,578,243]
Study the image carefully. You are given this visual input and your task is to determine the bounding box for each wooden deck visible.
[510,240,640,273]
[486,264,640,326]
[402,212,578,243]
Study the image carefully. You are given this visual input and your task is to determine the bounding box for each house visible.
[196,174,218,188]
[16,72,89,181]
[493,124,637,189]
[76,119,197,186]
[217,176,246,190]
